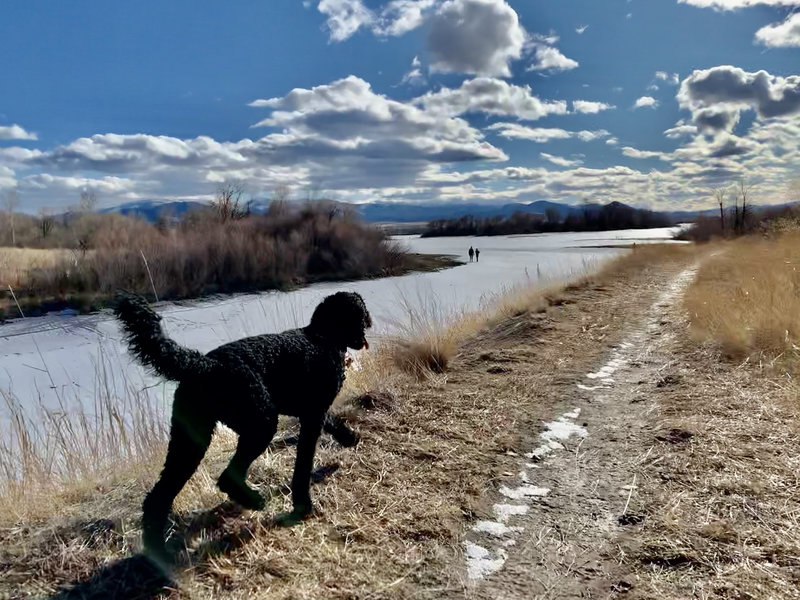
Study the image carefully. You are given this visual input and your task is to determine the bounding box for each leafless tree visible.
[39,208,54,239]
[268,184,291,217]
[711,187,727,234]
[305,184,324,203]
[213,181,250,222]
[733,178,753,235]
[2,188,20,245]
[79,188,97,213]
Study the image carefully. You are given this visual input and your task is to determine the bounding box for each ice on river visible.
[0,227,682,420]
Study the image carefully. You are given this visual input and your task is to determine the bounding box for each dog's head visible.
[309,291,372,351]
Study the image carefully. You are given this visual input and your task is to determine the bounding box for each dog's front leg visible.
[323,412,359,447]
[277,415,323,526]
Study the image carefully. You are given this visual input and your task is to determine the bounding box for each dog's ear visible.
[309,292,371,350]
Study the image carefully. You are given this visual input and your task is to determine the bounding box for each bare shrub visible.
[3,201,415,311]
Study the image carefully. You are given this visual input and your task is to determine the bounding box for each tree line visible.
[422,201,674,237]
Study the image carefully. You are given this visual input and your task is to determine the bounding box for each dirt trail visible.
[455,262,700,599]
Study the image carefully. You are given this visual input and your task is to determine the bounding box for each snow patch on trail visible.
[465,406,583,579]
[493,504,529,522]
[541,418,587,442]
[499,485,551,500]
[465,543,507,579]
[473,521,522,536]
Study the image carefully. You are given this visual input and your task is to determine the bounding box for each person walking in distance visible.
[468,246,474,262]
[475,248,480,262]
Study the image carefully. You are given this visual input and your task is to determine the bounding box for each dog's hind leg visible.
[142,405,214,564]
[218,415,277,510]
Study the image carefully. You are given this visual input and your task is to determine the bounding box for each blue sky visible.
[1,0,799,211]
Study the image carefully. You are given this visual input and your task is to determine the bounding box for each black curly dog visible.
[114,291,371,563]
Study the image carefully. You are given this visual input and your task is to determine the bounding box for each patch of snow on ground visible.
[577,384,601,391]
[499,485,551,500]
[473,521,522,536]
[541,418,588,442]
[493,504,529,522]
[465,542,507,579]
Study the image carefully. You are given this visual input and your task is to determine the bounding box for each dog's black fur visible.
[114,291,371,563]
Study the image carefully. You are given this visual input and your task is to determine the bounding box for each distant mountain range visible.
[99,198,730,225]
[100,200,207,219]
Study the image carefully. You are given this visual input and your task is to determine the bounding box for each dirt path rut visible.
[460,264,699,599]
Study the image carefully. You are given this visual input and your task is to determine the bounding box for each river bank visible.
[0,228,682,419]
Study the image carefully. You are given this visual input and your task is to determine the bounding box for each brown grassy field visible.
[0,247,75,289]
[684,232,800,370]
[0,250,601,598]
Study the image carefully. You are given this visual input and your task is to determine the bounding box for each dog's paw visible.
[218,475,267,511]
[311,463,340,483]
[334,427,359,448]
[274,503,314,527]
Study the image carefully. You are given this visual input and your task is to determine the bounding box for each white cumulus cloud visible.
[317,0,435,41]
[633,96,659,109]
[487,123,610,142]
[317,0,374,41]
[755,12,800,47]
[428,0,526,77]
[527,44,579,72]
[572,100,616,114]
[0,124,38,141]
[374,0,437,36]
[677,66,800,132]
[621,146,671,160]
[655,71,680,85]
[416,77,568,120]
[678,0,798,9]
[540,152,583,167]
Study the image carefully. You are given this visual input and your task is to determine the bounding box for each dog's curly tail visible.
[113,291,214,382]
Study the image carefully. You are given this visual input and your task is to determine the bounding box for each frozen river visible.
[0,227,682,419]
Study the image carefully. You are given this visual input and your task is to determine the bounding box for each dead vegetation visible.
[0,248,615,599]
[685,232,800,371]
[0,247,75,290]
[615,315,800,599]
[0,202,458,319]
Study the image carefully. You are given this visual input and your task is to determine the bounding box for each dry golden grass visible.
[595,242,696,278]
[619,314,800,599]
[383,259,607,379]
[685,232,800,368]
[0,247,74,289]
[0,262,579,598]
[0,384,170,524]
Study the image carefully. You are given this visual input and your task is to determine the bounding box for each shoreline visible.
[0,251,463,324]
